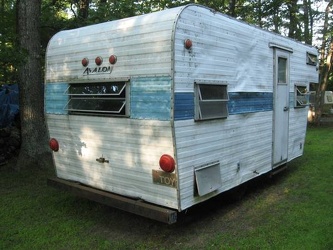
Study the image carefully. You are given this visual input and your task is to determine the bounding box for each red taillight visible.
[109,55,117,64]
[49,138,59,152]
[184,39,192,49]
[159,154,175,173]
[82,57,89,67]
[95,56,103,66]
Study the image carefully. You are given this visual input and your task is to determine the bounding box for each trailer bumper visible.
[47,177,177,224]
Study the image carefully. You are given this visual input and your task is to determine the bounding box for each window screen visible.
[65,82,128,116]
[195,83,229,121]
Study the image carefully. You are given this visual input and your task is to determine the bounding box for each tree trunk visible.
[257,0,263,28]
[314,1,333,125]
[303,0,311,45]
[272,3,281,34]
[16,0,52,169]
[287,0,298,39]
[228,0,236,17]
[78,0,89,21]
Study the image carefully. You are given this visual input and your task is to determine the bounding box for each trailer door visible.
[272,48,290,168]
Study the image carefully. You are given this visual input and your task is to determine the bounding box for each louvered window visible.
[306,52,317,66]
[65,82,129,116]
[195,83,229,121]
[295,85,309,108]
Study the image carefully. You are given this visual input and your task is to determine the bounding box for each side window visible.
[195,83,229,121]
[65,82,129,116]
[294,84,309,108]
[306,52,317,66]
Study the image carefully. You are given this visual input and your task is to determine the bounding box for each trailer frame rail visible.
[47,177,178,224]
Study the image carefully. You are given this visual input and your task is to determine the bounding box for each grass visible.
[0,126,332,249]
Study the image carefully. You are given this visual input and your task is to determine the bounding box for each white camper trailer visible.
[45,4,318,223]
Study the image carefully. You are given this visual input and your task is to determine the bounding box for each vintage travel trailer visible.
[45,4,318,223]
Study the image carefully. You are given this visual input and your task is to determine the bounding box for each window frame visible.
[194,81,229,121]
[294,84,309,108]
[306,52,317,66]
[64,81,130,117]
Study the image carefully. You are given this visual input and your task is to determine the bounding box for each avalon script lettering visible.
[83,66,112,75]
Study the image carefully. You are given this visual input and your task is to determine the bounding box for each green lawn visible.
[0,126,332,250]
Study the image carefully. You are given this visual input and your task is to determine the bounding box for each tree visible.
[302,0,313,45]
[287,0,299,39]
[16,0,52,169]
[314,0,333,124]
[0,0,19,85]
[41,0,74,48]
[7,0,330,171]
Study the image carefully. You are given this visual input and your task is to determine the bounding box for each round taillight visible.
[49,138,59,152]
[95,56,103,66]
[109,55,117,64]
[82,57,89,67]
[159,154,175,173]
[184,39,192,49]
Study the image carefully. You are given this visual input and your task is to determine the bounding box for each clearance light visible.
[49,138,59,152]
[82,57,89,67]
[109,55,117,64]
[95,56,103,66]
[184,39,192,49]
[159,154,175,173]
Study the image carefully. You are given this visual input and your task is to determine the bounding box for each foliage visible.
[1,0,332,156]
[0,127,332,249]
[0,0,19,85]
[312,1,333,124]
[0,0,331,86]
[321,1,333,92]
[41,0,74,48]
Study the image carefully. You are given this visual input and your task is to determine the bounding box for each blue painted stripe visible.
[228,92,273,114]
[174,93,194,120]
[174,92,273,120]
[131,77,171,120]
[45,83,68,114]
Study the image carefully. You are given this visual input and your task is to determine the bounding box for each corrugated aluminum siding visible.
[45,8,182,208]
[47,114,177,208]
[172,5,318,210]
[45,4,318,211]
[45,7,184,82]
[288,93,308,161]
[174,114,273,210]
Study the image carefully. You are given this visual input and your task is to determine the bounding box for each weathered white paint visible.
[47,114,178,209]
[45,4,318,212]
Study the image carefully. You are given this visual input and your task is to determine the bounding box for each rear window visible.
[65,82,129,116]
